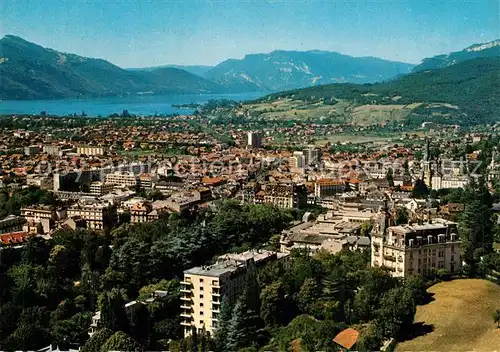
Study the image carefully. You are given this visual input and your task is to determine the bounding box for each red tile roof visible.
[333,328,360,350]
[202,176,224,185]
[317,178,344,186]
[0,231,31,245]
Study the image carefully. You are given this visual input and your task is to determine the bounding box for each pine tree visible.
[214,300,232,352]
[226,296,251,351]
[189,326,198,352]
[460,177,494,275]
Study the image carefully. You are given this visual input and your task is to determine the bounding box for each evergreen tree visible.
[179,338,187,352]
[98,289,130,333]
[460,177,494,275]
[226,296,253,351]
[396,207,409,225]
[189,326,198,352]
[214,300,232,352]
[386,168,394,187]
[412,179,429,199]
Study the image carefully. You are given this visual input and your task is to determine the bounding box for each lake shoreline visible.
[0,92,264,117]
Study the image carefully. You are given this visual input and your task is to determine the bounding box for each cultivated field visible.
[397,279,500,352]
[243,99,351,121]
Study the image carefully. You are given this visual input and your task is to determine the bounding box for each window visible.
[200,294,204,299]
[199,278,204,283]
[200,311,204,316]
[200,303,204,307]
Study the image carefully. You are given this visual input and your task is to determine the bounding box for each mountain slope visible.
[205,50,415,92]
[256,57,500,125]
[413,39,500,72]
[0,35,224,99]
[128,65,213,77]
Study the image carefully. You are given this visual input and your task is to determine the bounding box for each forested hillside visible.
[259,57,500,125]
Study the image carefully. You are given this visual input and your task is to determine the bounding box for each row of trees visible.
[0,186,58,218]
[459,177,499,277]
[0,199,293,350]
[208,249,426,352]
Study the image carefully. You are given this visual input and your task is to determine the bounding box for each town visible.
[0,110,499,351]
[1,1,500,350]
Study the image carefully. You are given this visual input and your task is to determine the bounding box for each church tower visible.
[423,138,432,188]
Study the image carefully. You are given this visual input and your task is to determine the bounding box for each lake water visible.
[0,92,265,117]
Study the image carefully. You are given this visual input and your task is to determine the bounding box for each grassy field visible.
[397,279,500,352]
[243,99,422,125]
[243,99,352,121]
[349,104,412,125]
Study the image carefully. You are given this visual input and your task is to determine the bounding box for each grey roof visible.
[357,237,371,246]
[184,262,242,277]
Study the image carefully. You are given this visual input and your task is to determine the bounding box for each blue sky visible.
[1,0,499,67]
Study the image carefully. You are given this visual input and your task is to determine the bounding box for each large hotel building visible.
[180,250,289,337]
[371,216,461,277]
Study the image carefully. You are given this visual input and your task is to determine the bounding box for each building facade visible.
[0,215,26,235]
[67,203,116,231]
[255,182,307,209]
[314,179,345,198]
[43,145,62,156]
[89,182,114,196]
[247,132,262,148]
[24,145,42,156]
[77,146,105,156]
[371,217,461,277]
[104,172,138,188]
[304,147,321,167]
[180,250,289,337]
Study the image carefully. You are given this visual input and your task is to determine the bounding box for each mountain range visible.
[260,56,500,126]
[0,35,224,99]
[0,35,499,100]
[412,39,500,72]
[203,50,414,92]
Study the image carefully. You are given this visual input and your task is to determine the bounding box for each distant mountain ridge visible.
[129,65,213,77]
[204,50,415,92]
[413,39,500,72]
[0,35,224,99]
[1,35,499,100]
